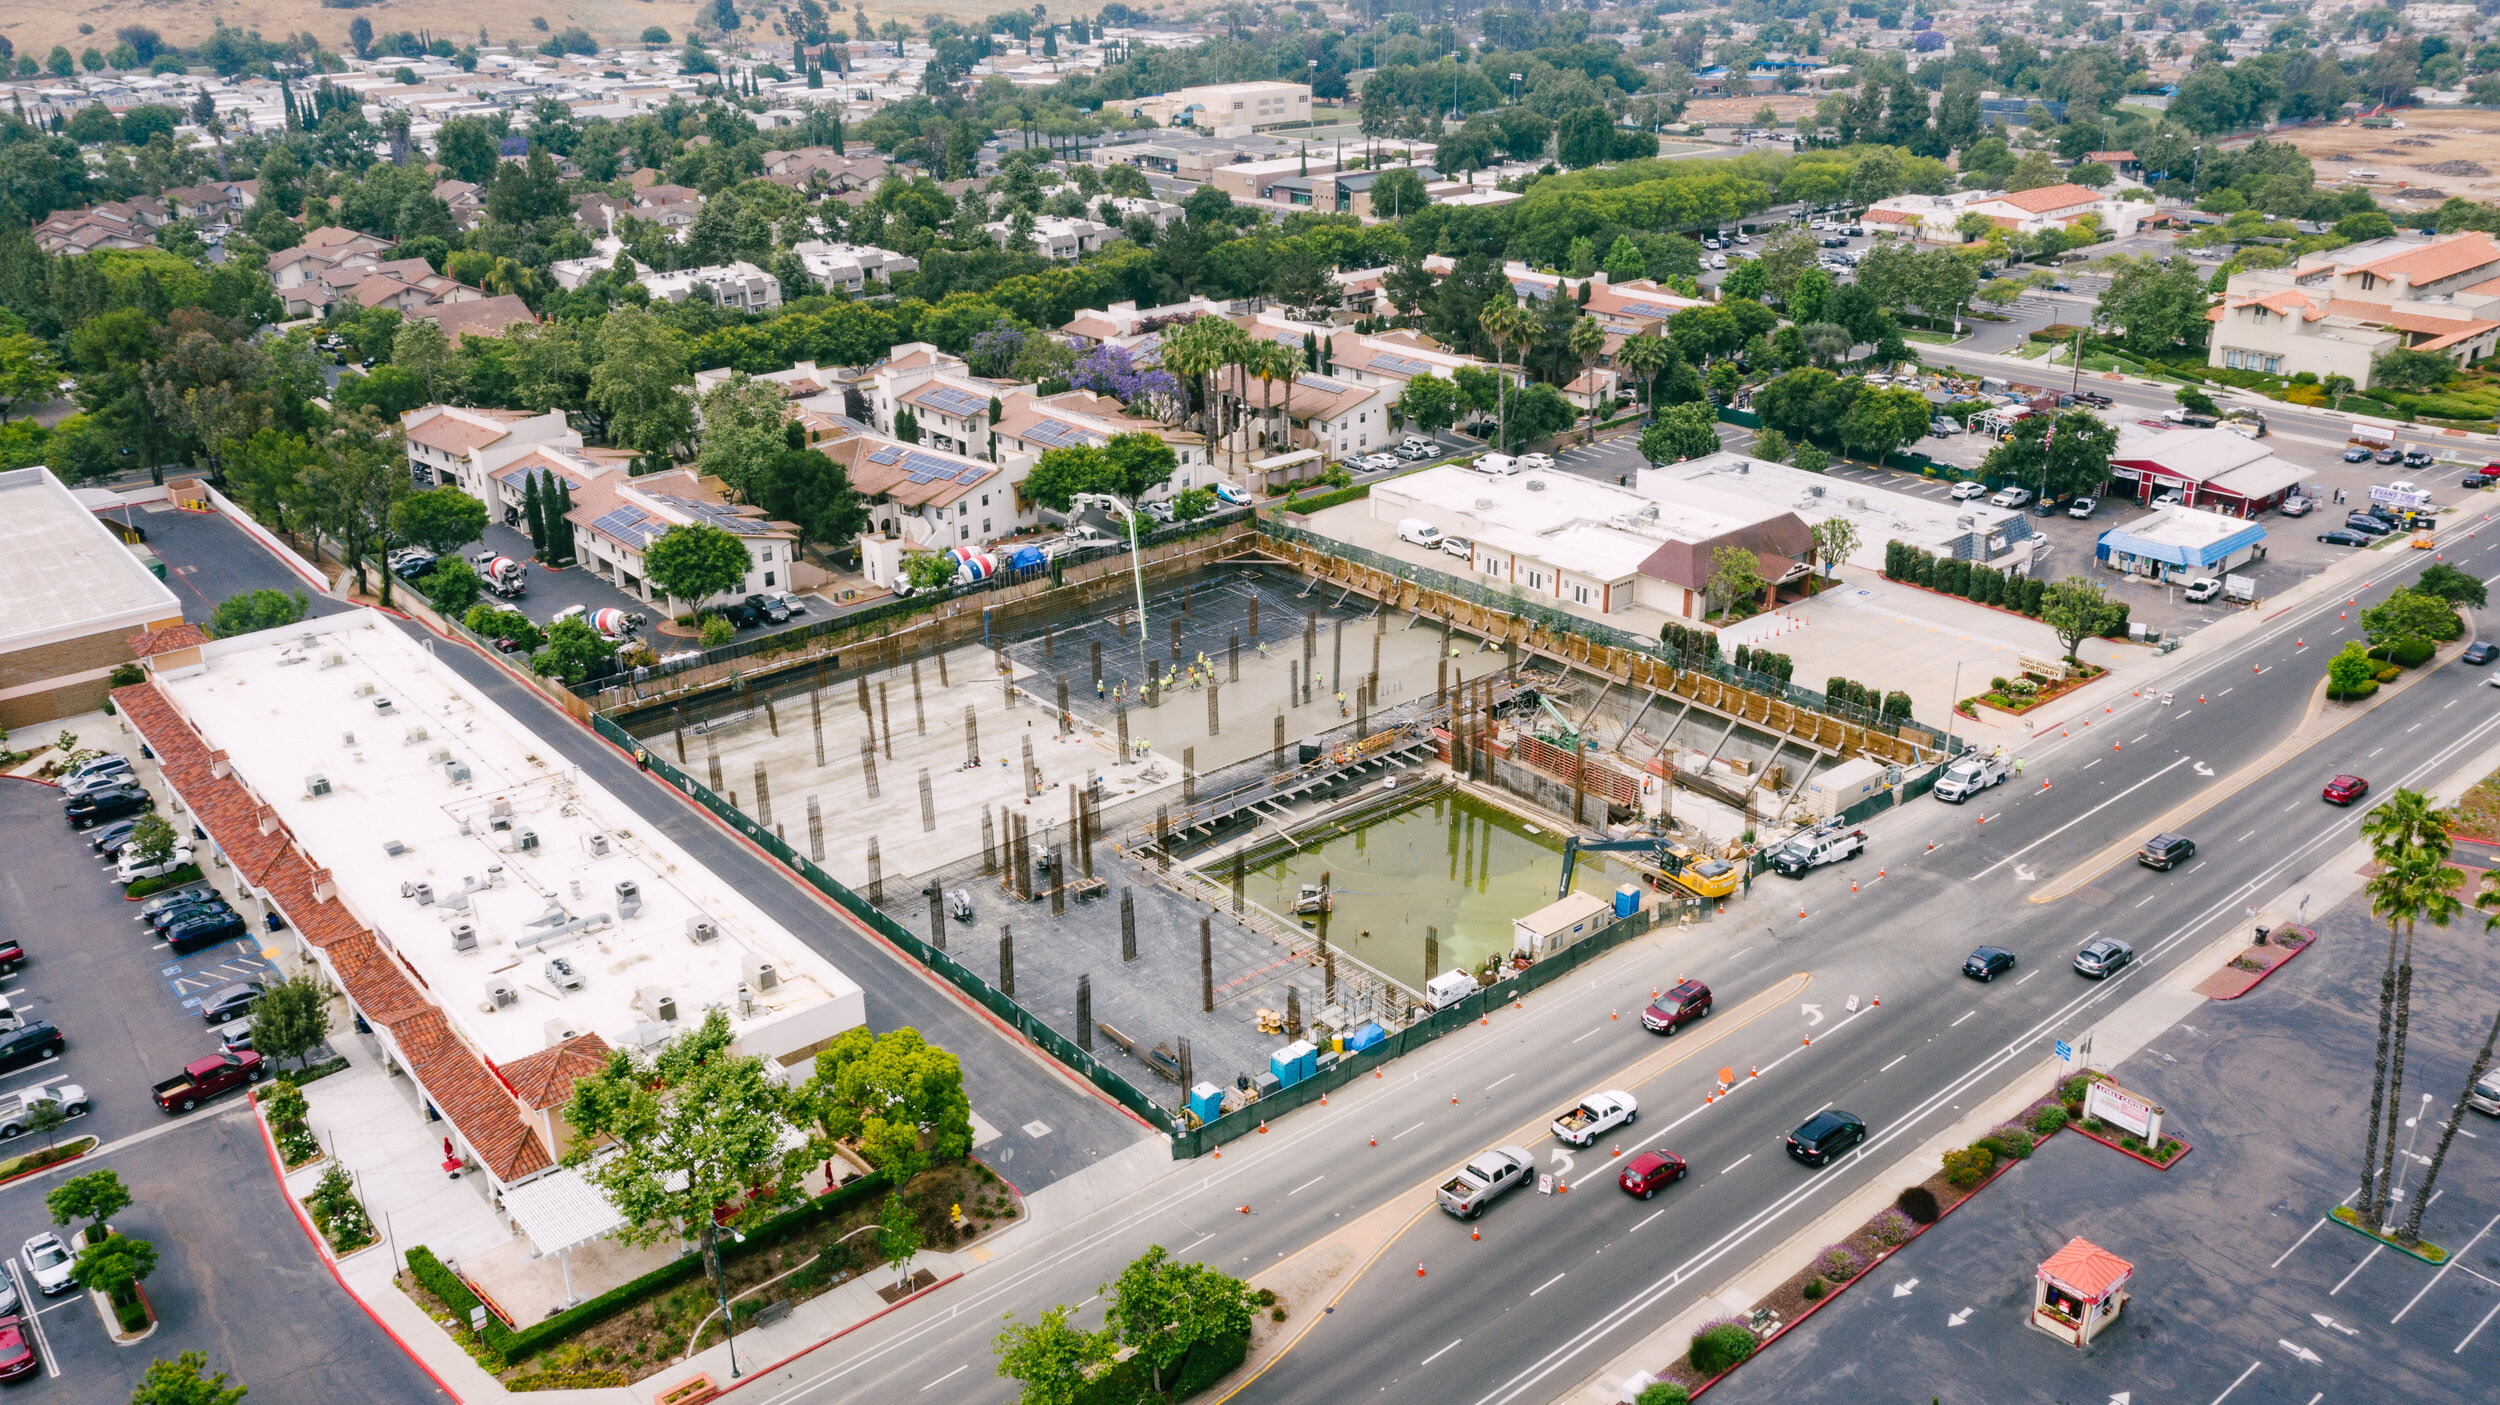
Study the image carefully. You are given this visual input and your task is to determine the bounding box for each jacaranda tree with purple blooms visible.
[1068,342,1180,413]
[966,319,1028,380]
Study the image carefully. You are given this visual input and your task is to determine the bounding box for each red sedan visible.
[2324,775,2370,805]
[0,1314,37,1382]
[1618,1150,1688,1199]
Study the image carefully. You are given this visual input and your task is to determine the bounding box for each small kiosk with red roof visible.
[2031,1237,2132,1347]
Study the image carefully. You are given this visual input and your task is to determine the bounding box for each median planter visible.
[70,1229,157,1344]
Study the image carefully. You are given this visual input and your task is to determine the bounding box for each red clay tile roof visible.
[2343,231,2500,286]
[406,409,527,454]
[110,679,551,1184]
[2038,1236,2133,1300]
[500,1033,616,1111]
[1990,183,2100,214]
[127,624,208,657]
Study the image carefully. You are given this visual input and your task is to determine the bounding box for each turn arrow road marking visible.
[1801,1003,1824,1027]
[2311,1313,2358,1336]
[2279,1339,2322,1364]
[1549,1148,1576,1177]
[1948,1308,1972,1326]
[1891,1278,1918,1298]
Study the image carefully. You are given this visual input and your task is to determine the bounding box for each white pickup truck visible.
[1769,821,1865,877]
[1437,1145,1536,1219]
[1551,1090,1638,1148]
[1931,752,2008,804]
[0,1081,88,1139]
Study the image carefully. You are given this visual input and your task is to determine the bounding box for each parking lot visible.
[1708,884,2500,1405]
[409,518,827,647]
[106,502,355,629]
[0,755,432,1400]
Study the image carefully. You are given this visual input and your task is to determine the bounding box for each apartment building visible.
[2206,231,2500,388]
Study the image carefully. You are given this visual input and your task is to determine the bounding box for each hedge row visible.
[1880,540,2131,639]
[1824,674,1913,721]
[408,1169,892,1367]
[1071,1326,1252,1404]
[1731,644,1792,682]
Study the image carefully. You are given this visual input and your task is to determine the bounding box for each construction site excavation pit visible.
[612,563,1543,1110]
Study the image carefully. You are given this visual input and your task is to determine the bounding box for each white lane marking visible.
[2218,688,2233,697]
[2084,758,2101,769]
[1422,1339,1464,1367]
[2210,1360,2263,1405]
[2015,970,2037,985]
[1631,1209,1665,1233]
[1572,1028,1602,1044]
[1531,1273,1566,1297]
[1178,1232,1214,1255]
[2273,1218,2332,1269]
[2393,1208,2500,1323]
[2460,1296,2500,1354]
[2332,1243,2383,1295]
[1951,1010,1976,1026]
[6,1264,51,1379]
[1486,1074,1515,1091]
[1968,756,2195,880]
[1722,1154,1751,1175]
[1393,1123,1425,1139]
[919,1366,969,1392]
[2137,893,2159,907]
[1288,1175,1325,1196]
[2370,747,2385,757]
[2237,831,2255,843]
[1880,1055,1907,1072]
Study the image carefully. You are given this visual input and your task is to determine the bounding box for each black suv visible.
[1788,1110,1868,1166]
[65,786,152,829]
[743,593,790,625]
[0,1022,63,1076]
[2139,833,2196,871]
[164,910,247,956]
[1963,946,2017,981]
[149,896,233,932]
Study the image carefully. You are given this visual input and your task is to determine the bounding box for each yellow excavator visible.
[1557,833,1742,902]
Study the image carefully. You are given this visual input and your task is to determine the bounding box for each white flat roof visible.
[159,614,864,1071]
[1643,454,2027,566]
[2105,504,2264,549]
[0,467,181,653]
[1377,464,1777,544]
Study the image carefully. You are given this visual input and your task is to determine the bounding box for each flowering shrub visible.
[966,320,1028,380]
[1815,1244,1863,1281]
[1942,1144,1994,1188]
[1068,342,1181,411]
[1869,1208,1914,1246]
[1982,1122,2036,1161]
[1688,1317,1757,1375]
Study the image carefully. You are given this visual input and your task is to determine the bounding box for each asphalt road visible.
[110,504,354,629]
[381,617,1152,1193]
[695,501,2500,1405]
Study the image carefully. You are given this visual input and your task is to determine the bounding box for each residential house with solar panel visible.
[1213,364,1400,467]
[860,343,1030,444]
[1322,326,1491,393]
[564,468,813,611]
[399,405,581,493]
[826,436,1023,592]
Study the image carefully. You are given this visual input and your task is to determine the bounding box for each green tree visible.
[70,1229,157,1303]
[1103,432,1179,501]
[1396,373,1459,435]
[1707,543,1766,617]
[532,616,615,684]
[390,318,452,403]
[2357,797,2463,1230]
[416,559,482,614]
[2094,257,2211,354]
[643,523,753,614]
[2362,588,2460,651]
[464,604,543,652]
[1979,409,2117,501]
[250,974,331,1072]
[587,307,696,461]
[1603,236,1647,282]
[2373,347,2457,394]
[47,1169,131,1243]
[2327,640,2379,697]
[900,551,959,592]
[1169,486,1216,521]
[0,329,57,423]
[752,446,867,560]
[390,487,487,557]
[805,1026,973,1182]
[563,1010,820,1325]
[1102,1245,1258,1394]
[208,588,310,639]
[2041,575,2121,664]
[1020,446,1120,513]
[129,1352,249,1405]
[876,1190,921,1288]
[1809,516,1862,576]
[2173,385,2221,418]
[127,813,177,867]
[994,1304,1112,1405]
[695,372,792,502]
[1614,331,1678,413]
[1837,386,1934,466]
[1640,402,1722,462]
[1499,383,1577,452]
[2415,561,2489,609]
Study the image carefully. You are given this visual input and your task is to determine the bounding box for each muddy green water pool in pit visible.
[1242,791,1637,990]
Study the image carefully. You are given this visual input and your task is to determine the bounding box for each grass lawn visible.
[1900,328,1962,346]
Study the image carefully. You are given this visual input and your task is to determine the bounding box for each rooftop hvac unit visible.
[482,979,518,1011]
[428,747,451,764]
[588,832,611,857]
[382,839,407,857]
[373,697,396,714]
[737,984,757,1017]
[298,632,320,650]
[353,682,374,697]
[319,652,345,670]
[515,828,539,852]
[305,774,332,797]
[544,956,585,992]
[450,921,478,953]
[440,890,470,912]
[485,864,507,888]
[445,760,471,785]
[615,880,642,919]
[1524,479,1546,492]
[634,986,679,1023]
[489,796,513,818]
[409,881,435,906]
[404,726,430,745]
[541,1017,580,1047]
[741,954,781,993]
[340,731,357,747]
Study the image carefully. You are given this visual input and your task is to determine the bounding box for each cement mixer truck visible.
[481,555,528,599]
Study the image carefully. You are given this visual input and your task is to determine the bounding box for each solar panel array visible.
[917,385,992,419]
[900,450,988,487]
[1619,300,1685,320]
[1296,375,1351,394]
[1369,352,1438,377]
[866,444,909,465]
[657,495,779,536]
[590,506,664,550]
[1022,417,1106,449]
[1511,279,1556,299]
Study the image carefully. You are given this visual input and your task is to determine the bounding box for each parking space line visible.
[2332,1242,2383,1295]
[2209,1360,2261,1404]
[2393,1209,2500,1324]
[6,1263,52,1378]
[2460,1295,2500,1354]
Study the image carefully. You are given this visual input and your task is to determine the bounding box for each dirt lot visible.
[1687,92,1826,127]
[2269,108,2500,210]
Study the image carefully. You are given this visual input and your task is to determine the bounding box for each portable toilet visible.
[1270,1040,1316,1088]
[1615,884,1642,919]
[1425,970,1480,1009]
[1187,1081,1224,1125]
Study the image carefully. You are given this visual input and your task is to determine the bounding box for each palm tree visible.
[1568,315,1609,444]
[1250,339,1300,453]
[2357,792,2463,1227]
[1479,301,1536,450]
[1615,330,1675,418]
[1160,317,1231,453]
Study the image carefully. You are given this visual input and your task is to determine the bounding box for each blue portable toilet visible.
[1271,1040,1316,1087]
[1005,544,1046,572]
[1188,1082,1224,1125]
[1615,883,1641,919]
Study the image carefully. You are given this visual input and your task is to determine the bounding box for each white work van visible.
[1398,518,1445,549]
[1471,454,1521,476]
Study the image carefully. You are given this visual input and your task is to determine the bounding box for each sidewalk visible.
[1565,579,2500,1405]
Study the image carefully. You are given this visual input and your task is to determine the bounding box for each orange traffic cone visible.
[1417,1262,1427,1278]
[1239,1205,1251,1214]
[1370,1133,1377,1146]
[1452,1093,1460,1104]
[1471,1227,1480,1241]
[1750,1065,1759,1078]
[1803,1034,1813,1046]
